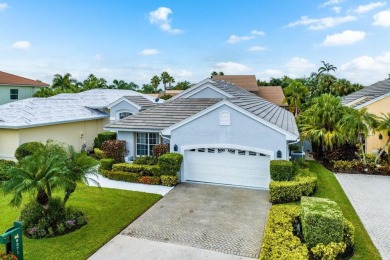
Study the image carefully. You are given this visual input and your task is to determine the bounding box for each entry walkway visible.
[336,174,390,260]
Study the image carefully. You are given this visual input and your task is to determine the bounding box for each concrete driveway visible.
[336,174,390,260]
[91,183,270,259]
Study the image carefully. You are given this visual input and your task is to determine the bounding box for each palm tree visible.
[33,87,56,98]
[318,61,337,75]
[160,71,172,94]
[150,75,161,89]
[375,113,390,163]
[52,73,77,92]
[298,94,347,153]
[167,75,175,89]
[340,108,379,164]
[282,80,309,116]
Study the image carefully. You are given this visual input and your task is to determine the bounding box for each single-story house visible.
[0,71,49,105]
[343,79,390,154]
[0,89,158,160]
[105,78,299,189]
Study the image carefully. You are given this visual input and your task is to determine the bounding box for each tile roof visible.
[106,99,221,130]
[256,86,288,107]
[0,71,49,87]
[342,80,390,108]
[108,79,299,137]
[124,96,156,110]
[212,75,258,91]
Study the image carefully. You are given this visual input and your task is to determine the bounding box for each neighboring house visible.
[106,78,299,189]
[147,89,184,98]
[0,89,158,159]
[0,71,49,105]
[257,86,288,108]
[342,79,390,154]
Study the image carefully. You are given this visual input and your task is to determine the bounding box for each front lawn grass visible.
[1,185,161,260]
[309,161,381,260]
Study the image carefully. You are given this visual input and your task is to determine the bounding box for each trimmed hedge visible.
[94,148,105,160]
[100,158,115,171]
[101,140,127,163]
[343,218,355,249]
[269,170,317,203]
[270,160,294,181]
[133,156,158,165]
[161,175,178,186]
[14,141,44,161]
[301,197,344,248]
[311,242,346,260]
[105,171,139,183]
[158,153,183,176]
[112,163,160,177]
[260,205,309,260]
[139,176,160,185]
[94,131,116,149]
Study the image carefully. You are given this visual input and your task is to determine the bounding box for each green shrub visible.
[152,144,169,158]
[158,153,183,175]
[161,175,178,186]
[14,141,44,161]
[106,171,140,182]
[100,158,115,171]
[310,242,346,260]
[133,156,158,165]
[343,218,355,249]
[94,148,105,160]
[270,160,294,181]
[269,169,317,203]
[139,176,161,185]
[101,140,127,163]
[112,163,160,176]
[301,197,344,248]
[94,131,117,149]
[0,159,16,182]
[260,205,309,260]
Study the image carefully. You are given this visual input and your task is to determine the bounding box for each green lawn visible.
[309,161,381,260]
[1,185,161,260]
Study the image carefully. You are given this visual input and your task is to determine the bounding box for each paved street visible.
[336,174,390,260]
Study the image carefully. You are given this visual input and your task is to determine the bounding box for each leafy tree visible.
[160,71,172,93]
[109,80,139,90]
[33,88,57,98]
[257,79,269,86]
[283,80,309,116]
[211,71,218,77]
[140,84,159,94]
[318,61,337,75]
[376,113,390,163]
[150,75,161,89]
[340,108,378,164]
[317,74,336,95]
[331,79,363,97]
[82,74,107,90]
[173,81,191,90]
[167,75,175,89]
[52,73,78,92]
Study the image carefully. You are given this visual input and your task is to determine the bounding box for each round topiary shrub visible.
[14,142,44,161]
[19,198,87,239]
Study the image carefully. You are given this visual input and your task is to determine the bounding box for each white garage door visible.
[184,148,270,189]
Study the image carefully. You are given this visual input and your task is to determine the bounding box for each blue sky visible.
[1,0,390,86]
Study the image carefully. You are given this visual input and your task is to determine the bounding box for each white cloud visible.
[11,41,31,49]
[0,3,8,11]
[353,2,386,14]
[94,54,101,61]
[248,46,267,52]
[148,7,183,34]
[320,0,343,7]
[373,9,390,26]
[285,57,316,76]
[287,15,356,30]
[321,30,366,46]
[138,48,160,56]
[339,52,390,84]
[332,6,342,13]
[257,69,284,80]
[214,62,251,74]
[251,30,265,36]
[164,68,193,79]
[227,35,255,44]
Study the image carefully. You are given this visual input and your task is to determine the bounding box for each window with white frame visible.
[136,132,159,156]
[119,111,132,119]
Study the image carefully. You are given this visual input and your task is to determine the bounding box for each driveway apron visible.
[122,183,270,258]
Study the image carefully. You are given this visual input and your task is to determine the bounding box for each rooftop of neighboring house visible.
[107,78,299,137]
[147,89,184,98]
[0,71,49,87]
[342,79,390,108]
[256,86,288,107]
[211,75,258,92]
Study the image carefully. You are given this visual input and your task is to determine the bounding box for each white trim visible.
[107,97,141,110]
[162,100,299,140]
[170,78,216,100]
[181,84,233,99]
[180,144,275,159]
[104,127,161,133]
[354,92,390,109]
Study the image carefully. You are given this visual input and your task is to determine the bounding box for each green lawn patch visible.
[309,161,381,260]
[1,185,161,260]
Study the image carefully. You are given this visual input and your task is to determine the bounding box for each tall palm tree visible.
[282,80,309,116]
[167,75,175,89]
[52,73,77,92]
[375,113,390,163]
[150,75,161,89]
[340,108,379,164]
[318,61,337,75]
[160,71,171,94]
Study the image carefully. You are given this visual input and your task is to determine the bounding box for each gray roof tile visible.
[342,80,390,108]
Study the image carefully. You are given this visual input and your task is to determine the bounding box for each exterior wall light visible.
[277,150,282,158]
[174,144,178,152]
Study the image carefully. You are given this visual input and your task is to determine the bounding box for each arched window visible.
[119,112,132,119]
[219,111,230,125]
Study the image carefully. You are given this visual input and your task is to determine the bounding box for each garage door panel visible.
[184,148,270,188]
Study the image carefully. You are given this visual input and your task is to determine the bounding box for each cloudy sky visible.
[1,0,390,86]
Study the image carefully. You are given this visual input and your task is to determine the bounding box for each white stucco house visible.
[105,78,299,189]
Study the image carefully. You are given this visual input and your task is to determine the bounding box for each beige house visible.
[0,89,158,160]
[343,80,390,154]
